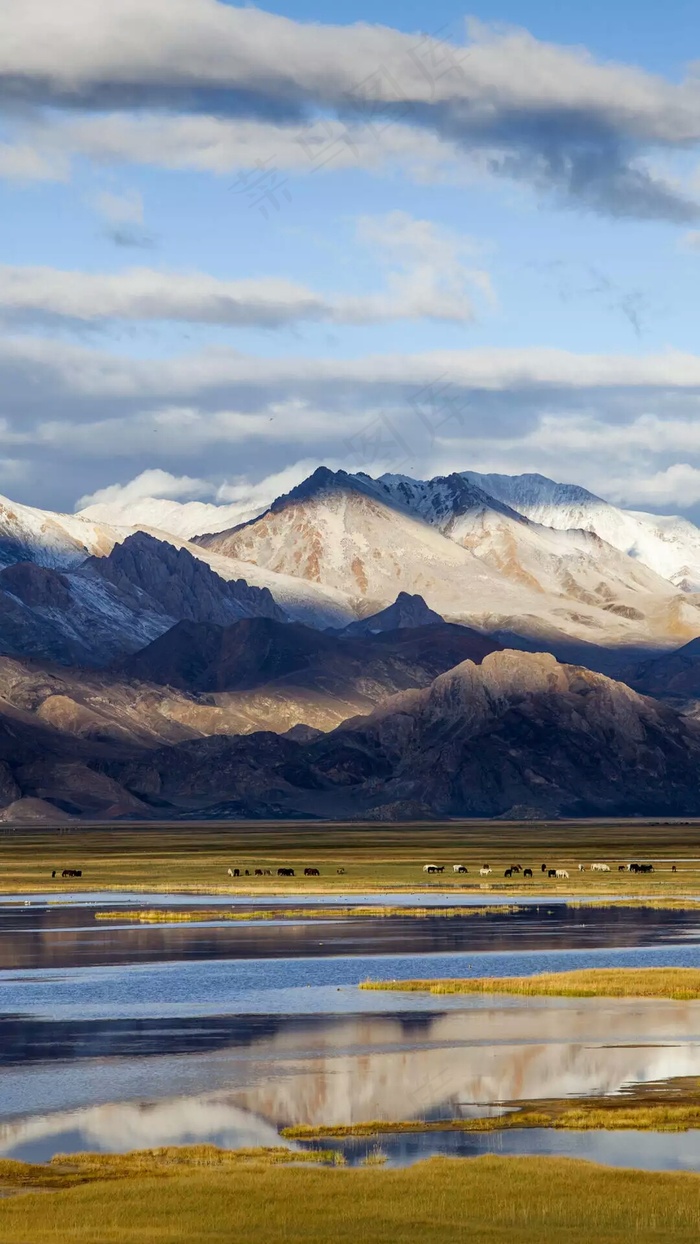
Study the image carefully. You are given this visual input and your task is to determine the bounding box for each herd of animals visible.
[47,861,665,881]
[422,862,657,877]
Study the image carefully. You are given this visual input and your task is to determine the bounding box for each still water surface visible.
[2,895,700,1169]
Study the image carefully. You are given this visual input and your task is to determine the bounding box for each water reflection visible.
[3,1002,700,1162]
[2,901,700,970]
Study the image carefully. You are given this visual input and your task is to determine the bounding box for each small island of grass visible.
[95,904,522,924]
[360,967,700,1001]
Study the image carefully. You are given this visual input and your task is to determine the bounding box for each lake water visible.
[2,893,700,1169]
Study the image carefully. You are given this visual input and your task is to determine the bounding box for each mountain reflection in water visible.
[3,1000,700,1163]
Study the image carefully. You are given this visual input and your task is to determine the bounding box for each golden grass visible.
[95,904,522,923]
[3,821,700,898]
[568,898,700,910]
[283,1096,700,1138]
[2,1151,700,1243]
[361,967,700,1001]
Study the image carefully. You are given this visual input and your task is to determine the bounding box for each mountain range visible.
[0,465,699,821]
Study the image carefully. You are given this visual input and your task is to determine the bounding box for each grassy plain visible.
[362,967,700,1000]
[3,820,700,896]
[2,1149,700,1243]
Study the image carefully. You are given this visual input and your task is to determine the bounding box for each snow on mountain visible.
[196,467,700,652]
[458,471,700,593]
[0,492,127,569]
[78,496,264,540]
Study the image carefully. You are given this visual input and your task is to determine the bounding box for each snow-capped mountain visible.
[78,496,264,540]
[457,471,700,593]
[195,467,700,655]
[0,492,127,569]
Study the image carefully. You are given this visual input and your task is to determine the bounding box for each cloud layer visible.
[0,213,491,328]
[0,331,698,515]
[1,2,700,219]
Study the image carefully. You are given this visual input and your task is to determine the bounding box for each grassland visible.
[3,820,700,897]
[568,898,700,910]
[2,1149,700,1243]
[282,1077,700,1137]
[361,967,700,1000]
[95,903,522,923]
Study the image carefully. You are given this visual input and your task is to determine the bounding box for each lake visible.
[2,893,700,1168]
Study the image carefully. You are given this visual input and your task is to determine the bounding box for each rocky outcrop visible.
[628,637,700,704]
[83,532,287,626]
[0,562,73,609]
[341,592,446,636]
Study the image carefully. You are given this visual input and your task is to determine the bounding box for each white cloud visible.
[76,467,212,508]
[0,214,493,327]
[92,188,144,226]
[5,333,700,514]
[606,464,700,508]
[0,3,699,218]
[0,140,69,182]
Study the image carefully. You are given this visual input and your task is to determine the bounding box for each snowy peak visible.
[79,495,265,540]
[0,492,124,570]
[461,470,700,593]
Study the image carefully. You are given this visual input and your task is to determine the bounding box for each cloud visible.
[606,464,700,508]
[0,215,492,328]
[76,466,212,508]
[1,3,700,219]
[4,333,700,515]
[91,187,156,249]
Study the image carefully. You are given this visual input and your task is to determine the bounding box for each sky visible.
[2,0,700,519]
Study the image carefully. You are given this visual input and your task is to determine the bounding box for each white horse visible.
[555,869,569,879]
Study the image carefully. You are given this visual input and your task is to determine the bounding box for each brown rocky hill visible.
[101,650,700,821]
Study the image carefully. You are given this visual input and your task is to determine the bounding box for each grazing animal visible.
[263,869,272,876]
[555,869,569,879]
[51,870,56,878]
[523,868,533,877]
[578,864,585,872]
[618,865,626,871]
[254,869,263,876]
[510,865,521,874]
[591,863,610,872]
[277,868,295,877]
[672,865,677,873]
[227,868,240,878]
[304,867,320,876]
[504,868,512,878]
[547,869,557,878]
[337,868,345,875]
[453,865,468,873]
[541,864,547,872]
[638,863,654,873]
[61,869,82,878]
[423,864,444,874]
[628,863,640,873]
[479,866,492,877]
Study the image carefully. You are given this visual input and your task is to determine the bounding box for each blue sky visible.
[1,1,700,518]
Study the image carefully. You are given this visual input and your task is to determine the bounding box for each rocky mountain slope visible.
[0,615,501,818]
[0,533,286,666]
[100,650,700,821]
[628,637,700,705]
[341,592,445,636]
